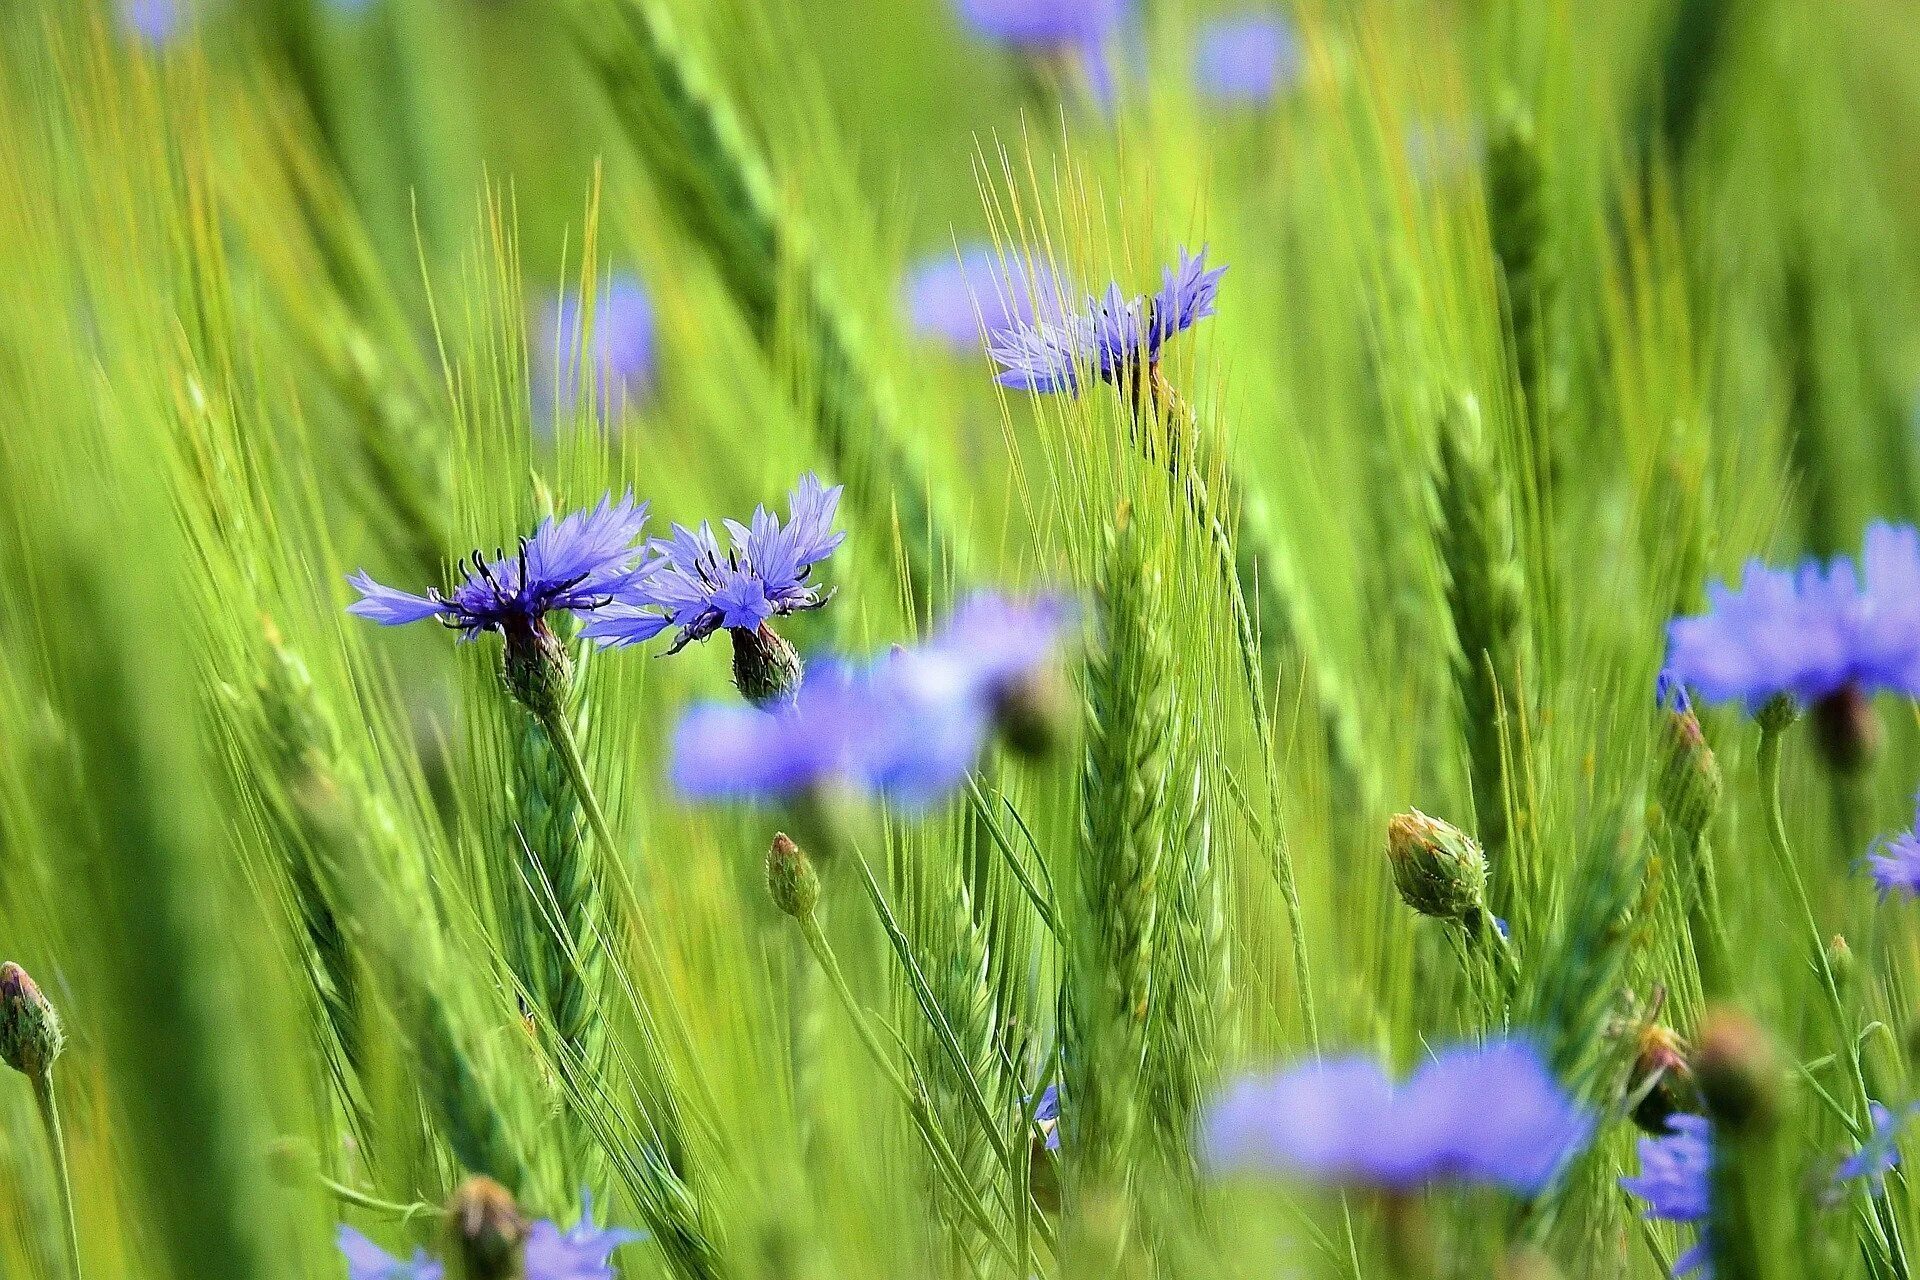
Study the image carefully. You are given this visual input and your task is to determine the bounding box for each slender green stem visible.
[314,1174,445,1224]
[32,1072,82,1280]
[539,707,621,865]
[1756,720,1874,1122]
[794,912,1016,1268]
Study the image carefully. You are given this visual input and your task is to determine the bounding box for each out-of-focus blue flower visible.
[904,245,1070,350]
[1033,1084,1062,1151]
[122,0,187,43]
[669,591,1074,806]
[955,0,1128,45]
[1621,1114,1712,1276]
[348,494,651,639]
[338,1227,443,1280]
[583,475,843,654]
[1201,1037,1592,1195]
[989,247,1223,394]
[338,1198,642,1280]
[1194,13,1300,104]
[1834,1102,1912,1198]
[525,1194,647,1279]
[1869,800,1920,899]
[537,273,657,420]
[1662,523,1920,711]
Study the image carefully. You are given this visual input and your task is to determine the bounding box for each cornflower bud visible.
[731,623,804,707]
[1657,697,1722,837]
[0,962,64,1080]
[1386,810,1489,928]
[1628,1023,1700,1136]
[1812,683,1883,776]
[501,618,574,728]
[766,832,821,921]
[444,1177,528,1280]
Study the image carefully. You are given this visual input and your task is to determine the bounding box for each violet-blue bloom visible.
[1034,1084,1062,1152]
[1662,522,1920,711]
[1621,1113,1712,1276]
[955,0,1128,45]
[583,474,844,654]
[1194,14,1300,104]
[347,494,652,639]
[1869,800,1920,899]
[1201,1036,1592,1195]
[904,245,1070,350]
[538,273,657,419]
[338,1198,642,1280]
[989,247,1224,394]
[123,0,186,43]
[669,592,1074,806]
[1835,1102,1911,1198]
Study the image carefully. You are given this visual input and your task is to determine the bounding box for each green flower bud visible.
[501,619,573,728]
[995,666,1070,760]
[766,833,820,921]
[1756,692,1799,737]
[1657,700,1721,838]
[444,1177,528,1280]
[0,962,64,1080]
[731,624,804,707]
[1386,810,1488,926]
[1694,1007,1779,1135]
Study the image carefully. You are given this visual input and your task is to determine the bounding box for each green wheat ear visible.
[1431,390,1529,912]
[558,0,963,617]
[1068,510,1171,1197]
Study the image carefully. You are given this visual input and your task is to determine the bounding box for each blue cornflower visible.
[904,245,1070,351]
[1194,13,1300,105]
[669,592,1074,805]
[537,273,657,420]
[347,494,652,640]
[1621,1113,1713,1276]
[1662,522,1920,712]
[122,0,187,43]
[1834,1102,1912,1199]
[989,247,1224,395]
[338,1199,642,1280]
[1869,799,1920,899]
[1201,1036,1593,1195]
[1033,1084,1063,1152]
[955,0,1129,45]
[583,474,844,657]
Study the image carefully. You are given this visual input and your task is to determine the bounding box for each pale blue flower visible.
[1868,799,1920,899]
[1621,1114,1712,1276]
[1835,1102,1912,1198]
[1194,14,1299,104]
[537,273,657,420]
[955,0,1128,45]
[904,245,1070,350]
[1202,1037,1592,1195]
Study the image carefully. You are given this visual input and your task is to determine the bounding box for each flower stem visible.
[538,706,621,864]
[793,911,1015,1268]
[32,1071,82,1280]
[1756,716,1873,1122]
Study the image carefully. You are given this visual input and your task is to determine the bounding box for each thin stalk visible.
[32,1073,81,1280]
[794,913,1017,1268]
[539,706,621,867]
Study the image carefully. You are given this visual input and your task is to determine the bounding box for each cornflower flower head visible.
[670,591,1075,805]
[1033,1083,1063,1151]
[989,247,1224,397]
[583,475,844,705]
[346,494,652,722]
[1868,798,1920,899]
[1662,522,1920,713]
[1621,1113,1712,1275]
[1833,1102,1912,1199]
[123,0,187,44]
[955,0,1128,46]
[537,272,657,421]
[1201,1036,1592,1196]
[904,244,1070,350]
[1194,13,1300,105]
[338,1197,641,1280]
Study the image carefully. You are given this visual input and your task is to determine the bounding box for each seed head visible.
[1694,1007,1779,1134]
[444,1177,528,1280]
[766,833,821,921]
[1386,810,1488,926]
[0,962,63,1079]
